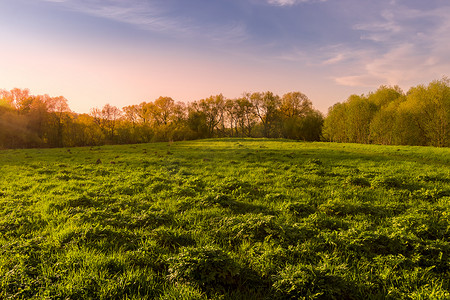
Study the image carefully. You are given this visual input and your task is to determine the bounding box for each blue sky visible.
[1,0,449,113]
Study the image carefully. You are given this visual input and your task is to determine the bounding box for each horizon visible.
[1,0,449,114]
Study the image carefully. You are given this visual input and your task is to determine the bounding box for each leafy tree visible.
[0,109,30,148]
[280,92,313,118]
[298,110,324,141]
[323,102,348,143]
[122,104,141,127]
[370,104,399,145]
[136,102,152,125]
[70,114,105,146]
[404,78,450,147]
[227,96,257,137]
[146,97,187,141]
[24,95,48,146]
[91,104,122,143]
[394,104,427,145]
[2,81,448,148]
[369,86,405,145]
[1,88,33,113]
[149,97,176,126]
[187,110,208,139]
[45,96,71,147]
[0,90,15,110]
[279,92,322,140]
[0,89,44,147]
[367,85,404,108]
[345,95,377,143]
[224,99,239,137]
[249,91,280,138]
[189,95,225,137]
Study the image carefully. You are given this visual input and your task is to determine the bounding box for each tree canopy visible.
[1,78,449,149]
[323,78,450,147]
[0,89,323,149]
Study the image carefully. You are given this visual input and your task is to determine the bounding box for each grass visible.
[0,138,449,299]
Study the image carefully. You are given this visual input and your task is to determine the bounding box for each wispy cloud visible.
[266,0,327,6]
[41,0,248,44]
[322,53,347,65]
[39,0,450,92]
[332,1,450,88]
[44,0,181,32]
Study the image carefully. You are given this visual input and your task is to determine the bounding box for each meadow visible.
[0,139,449,299]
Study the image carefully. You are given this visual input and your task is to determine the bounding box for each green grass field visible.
[0,139,449,299]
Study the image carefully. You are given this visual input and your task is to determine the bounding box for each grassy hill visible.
[0,139,449,299]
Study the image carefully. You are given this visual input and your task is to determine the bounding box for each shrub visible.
[216,178,260,197]
[167,246,240,292]
[159,283,207,300]
[412,188,449,202]
[345,176,371,187]
[285,202,316,218]
[201,193,234,208]
[129,210,173,229]
[272,262,353,299]
[264,193,291,203]
[372,176,403,189]
[306,212,349,231]
[150,227,195,250]
[215,214,282,246]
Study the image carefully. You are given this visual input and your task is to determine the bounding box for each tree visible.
[45,96,71,147]
[323,102,348,143]
[26,94,50,146]
[150,97,176,126]
[187,109,208,139]
[298,110,324,141]
[279,92,312,118]
[392,104,426,145]
[367,85,404,108]
[91,104,122,143]
[404,78,450,147]
[0,90,15,111]
[0,110,30,148]
[190,95,225,137]
[345,95,377,143]
[224,99,239,137]
[249,91,280,138]
[122,104,140,127]
[68,114,105,146]
[1,88,34,113]
[279,92,319,140]
[370,104,399,145]
[368,86,405,145]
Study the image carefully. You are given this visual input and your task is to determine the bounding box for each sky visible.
[1,0,449,114]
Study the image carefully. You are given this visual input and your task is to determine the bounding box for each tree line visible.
[323,78,450,147]
[0,89,323,149]
[1,78,449,149]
